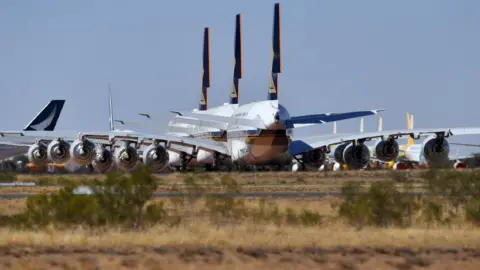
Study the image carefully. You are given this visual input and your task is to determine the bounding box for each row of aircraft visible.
[320,113,473,172]
[1,2,480,174]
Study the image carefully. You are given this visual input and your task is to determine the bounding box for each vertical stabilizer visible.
[377,116,383,132]
[230,13,243,105]
[406,112,414,146]
[108,83,115,131]
[268,3,281,101]
[23,100,66,131]
[200,27,211,111]
[359,118,364,133]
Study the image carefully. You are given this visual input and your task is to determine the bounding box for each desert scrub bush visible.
[0,172,16,182]
[2,164,168,230]
[336,181,421,229]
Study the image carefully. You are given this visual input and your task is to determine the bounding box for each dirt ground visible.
[0,246,479,269]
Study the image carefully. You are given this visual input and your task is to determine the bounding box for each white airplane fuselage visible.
[226,100,292,166]
[168,100,294,168]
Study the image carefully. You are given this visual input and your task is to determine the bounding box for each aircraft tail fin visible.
[407,112,414,145]
[23,100,65,131]
[268,3,281,101]
[230,13,243,105]
[200,27,210,111]
[108,83,115,131]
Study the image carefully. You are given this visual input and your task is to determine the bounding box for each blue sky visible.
[1,0,480,153]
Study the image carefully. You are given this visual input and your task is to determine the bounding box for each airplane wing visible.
[0,130,230,156]
[171,109,384,130]
[0,131,80,146]
[290,127,480,156]
[284,110,385,128]
[79,131,230,155]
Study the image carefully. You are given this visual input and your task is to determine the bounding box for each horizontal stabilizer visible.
[173,112,267,130]
[285,109,384,128]
[171,116,229,130]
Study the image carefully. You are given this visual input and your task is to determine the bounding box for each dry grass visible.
[14,170,429,185]
[0,196,478,249]
[0,225,478,249]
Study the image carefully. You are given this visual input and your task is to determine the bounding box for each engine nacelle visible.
[70,139,96,166]
[453,161,467,169]
[421,135,449,166]
[302,148,327,169]
[91,148,114,173]
[392,162,409,170]
[46,139,71,164]
[374,139,399,162]
[142,144,169,172]
[333,143,349,164]
[343,143,370,170]
[27,143,48,166]
[114,145,139,172]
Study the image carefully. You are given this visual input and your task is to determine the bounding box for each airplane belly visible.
[229,134,292,166]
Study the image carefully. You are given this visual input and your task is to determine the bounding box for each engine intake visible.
[422,135,449,166]
[27,143,48,166]
[303,148,326,169]
[47,139,71,164]
[142,144,169,172]
[374,139,399,162]
[92,148,114,173]
[114,145,139,172]
[70,139,96,165]
[333,143,349,164]
[343,143,370,170]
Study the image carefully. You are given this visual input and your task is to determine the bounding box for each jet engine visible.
[69,139,96,165]
[421,135,449,166]
[333,143,349,164]
[114,145,139,172]
[91,148,114,173]
[302,148,327,170]
[453,161,467,169]
[342,143,370,170]
[374,139,399,162]
[46,139,71,164]
[27,142,48,166]
[142,144,169,172]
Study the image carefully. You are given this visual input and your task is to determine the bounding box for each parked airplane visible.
[134,3,383,170]
[0,99,65,159]
[3,3,477,173]
[117,15,243,171]
[368,112,469,170]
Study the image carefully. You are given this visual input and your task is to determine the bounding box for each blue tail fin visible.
[268,3,282,101]
[23,100,65,131]
[199,27,211,111]
[230,14,243,105]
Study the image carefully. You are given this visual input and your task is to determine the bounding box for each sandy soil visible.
[0,246,479,269]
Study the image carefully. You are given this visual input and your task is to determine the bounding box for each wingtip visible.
[138,113,151,118]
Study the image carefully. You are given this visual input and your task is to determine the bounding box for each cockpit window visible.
[274,112,280,122]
